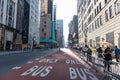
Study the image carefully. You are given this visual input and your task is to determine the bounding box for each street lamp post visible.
[31,32,39,50]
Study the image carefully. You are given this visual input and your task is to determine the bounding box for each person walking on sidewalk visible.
[87,47,92,62]
[103,47,112,72]
[91,47,97,56]
[114,46,120,62]
[97,47,103,58]
[82,45,88,56]
[59,47,60,51]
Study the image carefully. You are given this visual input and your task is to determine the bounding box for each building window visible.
[44,24,46,27]
[97,6,99,13]
[92,23,94,31]
[95,20,97,29]
[88,7,91,14]
[118,34,120,48]
[94,0,96,5]
[97,18,100,27]
[88,15,92,24]
[88,0,91,6]
[42,28,44,32]
[95,9,97,16]
[96,36,100,47]
[105,0,107,4]
[44,33,46,37]
[109,5,113,18]
[82,21,83,30]
[106,31,114,45]
[89,25,92,33]
[89,26,90,33]
[99,2,102,11]
[114,0,120,14]
[91,4,93,9]
[105,10,109,22]
[44,21,46,24]
[31,16,33,19]
[90,39,93,47]
[100,15,103,25]
[92,13,94,19]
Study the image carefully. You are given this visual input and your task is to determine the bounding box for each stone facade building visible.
[77,0,120,48]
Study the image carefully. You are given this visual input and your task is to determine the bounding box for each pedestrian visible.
[103,47,112,72]
[91,47,97,56]
[87,47,92,62]
[97,47,103,58]
[82,47,87,56]
[114,46,120,62]
[59,47,60,51]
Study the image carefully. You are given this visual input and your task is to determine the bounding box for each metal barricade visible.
[73,49,120,79]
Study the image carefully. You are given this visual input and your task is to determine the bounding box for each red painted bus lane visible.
[0,49,103,80]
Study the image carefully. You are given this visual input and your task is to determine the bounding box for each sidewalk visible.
[0,48,58,56]
[72,49,120,80]
[0,50,31,56]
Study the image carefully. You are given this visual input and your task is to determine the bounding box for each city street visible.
[0,49,58,76]
[0,49,103,80]
[1,0,120,79]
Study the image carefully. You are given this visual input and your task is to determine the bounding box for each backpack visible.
[104,53,112,61]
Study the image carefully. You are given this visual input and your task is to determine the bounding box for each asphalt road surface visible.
[0,49,103,80]
[0,49,58,76]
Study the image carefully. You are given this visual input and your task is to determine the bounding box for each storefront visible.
[0,28,2,50]
[0,24,5,51]
[15,33,22,50]
[5,30,13,50]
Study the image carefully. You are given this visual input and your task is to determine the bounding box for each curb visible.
[0,50,31,56]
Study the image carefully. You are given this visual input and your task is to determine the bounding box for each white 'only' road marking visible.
[12,66,22,70]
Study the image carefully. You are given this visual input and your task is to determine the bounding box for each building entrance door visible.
[6,41,11,50]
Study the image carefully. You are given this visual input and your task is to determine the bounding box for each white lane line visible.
[12,66,21,70]
[27,61,33,64]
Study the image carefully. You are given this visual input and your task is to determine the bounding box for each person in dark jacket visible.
[114,46,120,62]
[97,47,103,58]
[103,47,112,72]
[87,47,92,62]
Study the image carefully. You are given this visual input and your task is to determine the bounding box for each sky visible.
[54,0,77,43]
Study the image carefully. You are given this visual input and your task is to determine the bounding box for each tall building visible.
[41,0,53,15]
[17,0,40,49]
[77,0,81,12]
[40,14,52,40]
[56,20,64,48]
[40,0,56,46]
[0,0,41,50]
[77,0,120,48]
[40,0,53,42]
[28,0,40,48]
[15,0,25,50]
[22,0,30,49]
[0,0,18,50]
[68,15,78,47]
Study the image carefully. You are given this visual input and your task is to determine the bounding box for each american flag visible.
[72,32,76,38]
